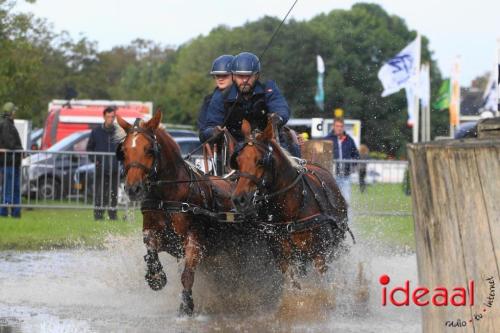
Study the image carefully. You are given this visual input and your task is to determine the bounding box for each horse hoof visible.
[178,303,194,317]
[178,290,194,317]
[145,271,167,291]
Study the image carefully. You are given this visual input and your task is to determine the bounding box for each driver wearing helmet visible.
[202,52,300,157]
[198,54,234,142]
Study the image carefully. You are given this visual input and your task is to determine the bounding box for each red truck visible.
[41,99,153,149]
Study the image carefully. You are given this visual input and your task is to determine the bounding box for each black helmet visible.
[231,52,260,75]
[210,55,234,75]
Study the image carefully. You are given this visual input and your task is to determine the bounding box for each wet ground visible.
[0,228,421,332]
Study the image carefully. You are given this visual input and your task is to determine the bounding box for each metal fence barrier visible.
[0,150,411,217]
[0,150,128,211]
[332,159,411,217]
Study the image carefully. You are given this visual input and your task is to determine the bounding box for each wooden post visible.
[407,139,500,332]
[301,140,333,172]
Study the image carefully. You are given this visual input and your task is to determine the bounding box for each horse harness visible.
[117,122,353,241]
[116,118,162,183]
[230,138,355,242]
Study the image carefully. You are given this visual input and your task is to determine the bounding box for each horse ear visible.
[146,110,162,130]
[241,119,252,139]
[259,118,274,141]
[116,115,131,132]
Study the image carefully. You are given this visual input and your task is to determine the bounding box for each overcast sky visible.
[15,0,500,86]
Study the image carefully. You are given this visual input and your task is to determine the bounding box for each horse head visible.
[116,111,163,200]
[231,117,279,211]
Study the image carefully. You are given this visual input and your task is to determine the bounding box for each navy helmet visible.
[210,55,234,75]
[231,52,260,75]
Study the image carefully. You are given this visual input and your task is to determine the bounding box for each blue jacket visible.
[197,90,215,142]
[200,80,290,142]
[324,132,360,176]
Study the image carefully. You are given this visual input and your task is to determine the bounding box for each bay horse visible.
[116,111,234,316]
[230,119,351,282]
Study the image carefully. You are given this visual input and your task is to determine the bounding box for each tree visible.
[159,3,443,156]
[3,2,448,156]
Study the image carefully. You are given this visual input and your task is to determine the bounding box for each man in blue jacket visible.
[86,106,120,220]
[200,52,300,157]
[324,118,359,203]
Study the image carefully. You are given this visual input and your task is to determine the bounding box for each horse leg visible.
[179,230,202,316]
[279,239,302,290]
[313,254,328,276]
[144,248,167,290]
[142,212,169,291]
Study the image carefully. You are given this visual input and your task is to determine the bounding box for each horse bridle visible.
[116,118,161,183]
[230,137,308,205]
[230,139,275,193]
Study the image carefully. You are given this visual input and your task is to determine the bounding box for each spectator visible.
[86,106,119,221]
[0,102,23,218]
[324,117,359,203]
[358,144,370,193]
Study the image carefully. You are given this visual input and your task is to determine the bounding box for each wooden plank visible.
[301,140,333,172]
[477,118,500,139]
[447,146,500,332]
[474,146,500,277]
[425,146,472,332]
[408,145,444,332]
[409,139,500,332]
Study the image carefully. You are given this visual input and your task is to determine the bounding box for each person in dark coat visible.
[197,55,234,175]
[0,102,23,218]
[358,144,370,193]
[324,117,360,203]
[86,106,120,220]
[198,54,234,142]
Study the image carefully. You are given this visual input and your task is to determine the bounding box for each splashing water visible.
[0,222,421,332]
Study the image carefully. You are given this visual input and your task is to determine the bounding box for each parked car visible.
[167,129,198,138]
[22,131,91,200]
[72,136,205,199]
[30,128,44,149]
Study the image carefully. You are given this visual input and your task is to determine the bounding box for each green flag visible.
[433,79,450,110]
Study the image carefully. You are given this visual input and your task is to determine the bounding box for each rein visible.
[119,119,161,182]
[231,138,304,202]
[231,137,355,243]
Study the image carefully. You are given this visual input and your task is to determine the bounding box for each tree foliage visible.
[1,2,448,156]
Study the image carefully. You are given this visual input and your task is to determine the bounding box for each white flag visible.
[419,63,431,108]
[378,36,421,97]
[315,55,325,111]
[482,69,498,112]
[317,55,325,74]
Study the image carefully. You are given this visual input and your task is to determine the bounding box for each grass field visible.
[350,183,415,249]
[0,183,415,251]
[0,209,141,251]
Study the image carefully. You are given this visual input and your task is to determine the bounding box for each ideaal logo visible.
[378,274,496,328]
[379,274,474,306]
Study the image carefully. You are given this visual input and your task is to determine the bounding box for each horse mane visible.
[114,121,179,151]
[154,127,182,157]
[266,139,299,170]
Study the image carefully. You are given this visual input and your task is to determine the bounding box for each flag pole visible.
[425,63,431,141]
[419,63,430,141]
[497,38,500,115]
[449,56,461,138]
[413,33,421,143]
